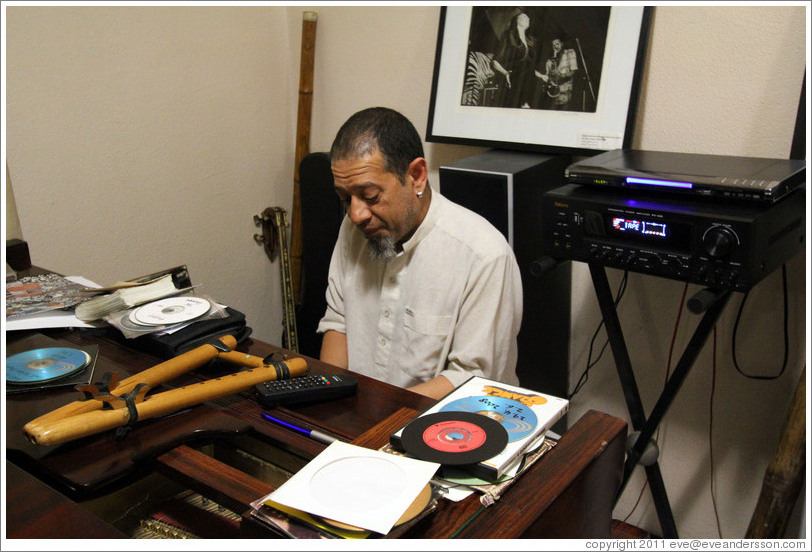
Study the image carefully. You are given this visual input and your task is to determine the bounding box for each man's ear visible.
[407,157,429,191]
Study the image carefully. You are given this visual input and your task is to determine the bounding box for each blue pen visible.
[260,413,337,445]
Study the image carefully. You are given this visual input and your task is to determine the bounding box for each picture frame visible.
[426,6,653,156]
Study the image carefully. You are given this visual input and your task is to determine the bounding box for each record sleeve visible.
[390,376,569,481]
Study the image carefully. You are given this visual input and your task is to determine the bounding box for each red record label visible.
[400,411,509,466]
[422,420,488,453]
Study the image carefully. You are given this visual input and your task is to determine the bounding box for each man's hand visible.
[408,375,454,400]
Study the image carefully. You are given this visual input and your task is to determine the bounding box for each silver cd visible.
[6,347,91,384]
[130,296,211,326]
[117,309,161,331]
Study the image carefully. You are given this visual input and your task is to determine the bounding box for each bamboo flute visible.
[24,356,308,447]
[289,10,318,303]
[23,335,238,434]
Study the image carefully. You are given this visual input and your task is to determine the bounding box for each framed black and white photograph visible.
[426,6,652,156]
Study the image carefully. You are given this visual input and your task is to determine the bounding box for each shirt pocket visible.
[401,308,452,380]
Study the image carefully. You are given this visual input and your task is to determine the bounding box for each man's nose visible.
[348,197,371,225]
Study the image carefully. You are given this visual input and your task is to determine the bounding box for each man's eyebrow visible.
[337,182,381,193]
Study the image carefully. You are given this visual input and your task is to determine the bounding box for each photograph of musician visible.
[491,10,538,108]
[535,36,580,110]
[460,6,607,112]
[317,107,522,400]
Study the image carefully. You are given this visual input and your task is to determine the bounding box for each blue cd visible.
[439,396,538,442]
[6,347,91,385]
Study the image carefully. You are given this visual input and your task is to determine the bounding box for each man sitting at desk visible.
[317,107,522,400]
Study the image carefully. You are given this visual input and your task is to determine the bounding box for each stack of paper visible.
[74,266,193,321]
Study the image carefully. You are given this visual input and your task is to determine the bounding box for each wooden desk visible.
[5,326,627,539]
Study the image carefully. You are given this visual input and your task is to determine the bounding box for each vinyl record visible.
[130,296,211,326]
[6,347,91,385]
[439,396,538,442]
[400,411,508,466]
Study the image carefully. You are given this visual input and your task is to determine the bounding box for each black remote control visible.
[255,373,358,407]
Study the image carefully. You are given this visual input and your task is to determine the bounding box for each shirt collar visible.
[400,190,441,254]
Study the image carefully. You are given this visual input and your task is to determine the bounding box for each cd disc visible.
[400,412,508,466]
[439,396,538,442]
[317,482,432,533]
[117,309,160,331]
[6,347,91,385]
[130,296,211,326]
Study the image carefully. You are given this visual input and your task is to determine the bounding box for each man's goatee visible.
[367,235,397,262]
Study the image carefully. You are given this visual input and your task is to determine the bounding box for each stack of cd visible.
[6,347,92,385]
[126,296,211,328]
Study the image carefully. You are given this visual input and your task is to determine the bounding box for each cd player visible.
[565,149,806,204]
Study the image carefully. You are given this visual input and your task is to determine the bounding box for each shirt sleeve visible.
[441,247,523,388]
[561,49,578,74]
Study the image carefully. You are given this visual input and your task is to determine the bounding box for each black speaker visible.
[439,150,572,403]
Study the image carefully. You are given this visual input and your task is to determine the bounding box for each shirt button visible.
[383,309,390,318]
[379,337,387,346]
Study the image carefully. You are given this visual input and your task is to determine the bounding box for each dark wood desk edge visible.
[464,409,627,538]
[5,461,128,539]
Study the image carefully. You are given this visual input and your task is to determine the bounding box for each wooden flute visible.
[23,335,308,447]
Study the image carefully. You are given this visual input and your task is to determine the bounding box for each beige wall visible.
[5,6,295,337]
[5,164,23,240]
[4,4,807,539]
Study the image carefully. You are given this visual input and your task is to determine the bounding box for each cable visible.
[709,327,723,538]
[449,506,486,538]
[622,280,689,525]
[731,264,789,380]
[568,270,628,399]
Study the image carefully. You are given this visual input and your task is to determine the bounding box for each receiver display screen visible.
[611,217,667,238]
[602,214,691,251]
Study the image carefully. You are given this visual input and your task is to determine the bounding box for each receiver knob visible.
[703,226,738,257]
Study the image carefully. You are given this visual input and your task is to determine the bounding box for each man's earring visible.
[417,190,424,198]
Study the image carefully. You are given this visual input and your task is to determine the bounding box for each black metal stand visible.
[588,263,732,539]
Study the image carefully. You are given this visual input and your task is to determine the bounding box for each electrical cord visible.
[617,264,792,534]
[709,326,723,538]
[731,264,789,380]
[568,270,628,400]
[622,280,689,525]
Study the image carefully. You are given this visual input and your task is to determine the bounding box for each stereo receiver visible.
[541,184,805,291]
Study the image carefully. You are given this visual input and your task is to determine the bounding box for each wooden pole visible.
[289,11,317,303]
[746,368,806,538]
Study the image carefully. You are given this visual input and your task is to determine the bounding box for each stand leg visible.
[589,263,678,538]
[623,287,730,482]
[589,263,734,539]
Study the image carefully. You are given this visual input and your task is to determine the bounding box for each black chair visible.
[296,152,344,358]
